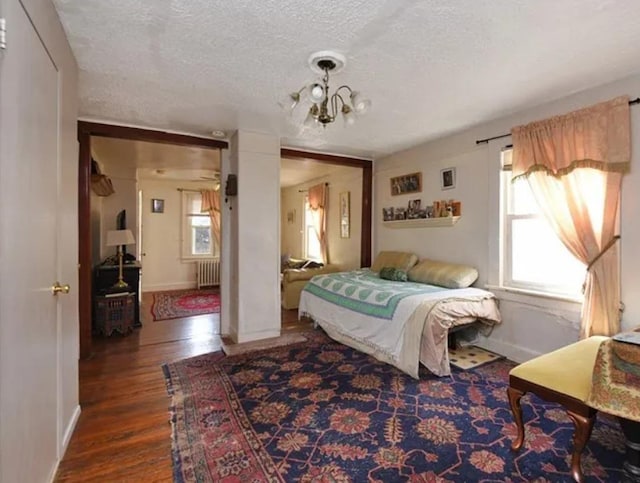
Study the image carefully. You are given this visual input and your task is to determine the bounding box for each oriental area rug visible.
[150,289,220,321]
[162,330,625,482]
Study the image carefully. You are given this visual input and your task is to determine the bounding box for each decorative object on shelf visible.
[391,172,422,196]
[441,167,456,190]
[394,207,407,220]
[106,229,136,289]
[407,199,421,219]
[280,51,371,128]
[382,207,394,221]
[340,191,350,238]
[151,198,164,213]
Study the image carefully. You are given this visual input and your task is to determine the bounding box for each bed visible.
[299,267,501,378]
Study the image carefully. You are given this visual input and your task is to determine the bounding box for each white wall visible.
[281,167,362,270]
[375,73,640,362]
[90,191,102,266]
[139,179,215,292]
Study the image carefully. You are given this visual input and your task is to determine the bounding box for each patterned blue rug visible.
[163,330,626,482]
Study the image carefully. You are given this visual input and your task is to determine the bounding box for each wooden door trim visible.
[280,147,373,268]
[77,121,227,359]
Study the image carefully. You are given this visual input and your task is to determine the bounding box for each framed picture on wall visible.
[340,191,350,238]
[440,168,456,190]
[390,172,422,196]
[151,198,165,213]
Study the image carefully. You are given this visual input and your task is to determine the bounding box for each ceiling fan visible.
[200,172,221,190]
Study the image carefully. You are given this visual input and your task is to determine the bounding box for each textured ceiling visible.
[55,1,640,157]
[280,158,358,188]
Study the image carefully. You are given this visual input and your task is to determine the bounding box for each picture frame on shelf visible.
[407,199,421,219]
[382,207,394,221]
[390,172,422,196]
[440,168,456,190]
[340,191,350,238]
[394,207,407,220]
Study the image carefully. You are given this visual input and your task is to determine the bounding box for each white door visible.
[0,1,65,481]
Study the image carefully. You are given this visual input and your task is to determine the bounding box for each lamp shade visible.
[106,229,135,247]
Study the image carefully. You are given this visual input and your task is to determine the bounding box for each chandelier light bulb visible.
[279,92,300,112]
[308,83,325,103]
[350,91,371,114]
[342,104,356,126]
[303,105,319,128]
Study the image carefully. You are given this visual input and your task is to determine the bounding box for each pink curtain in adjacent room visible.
[308,183,329,263]
[201,189,221,247]
[511,96,630,337]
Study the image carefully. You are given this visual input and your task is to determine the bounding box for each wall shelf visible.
[383,216,460,228]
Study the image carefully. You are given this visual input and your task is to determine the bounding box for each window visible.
[182,191,215,258]
[501,149,585,297]
[303,197,322,261]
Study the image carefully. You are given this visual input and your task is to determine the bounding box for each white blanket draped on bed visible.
[299,269,501,378]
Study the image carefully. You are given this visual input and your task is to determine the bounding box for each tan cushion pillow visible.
[370,251,419,273]
[408,259,478,288]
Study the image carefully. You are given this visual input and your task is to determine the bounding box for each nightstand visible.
[94,293,135,336]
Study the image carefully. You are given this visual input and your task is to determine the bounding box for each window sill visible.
[485,284,583,307]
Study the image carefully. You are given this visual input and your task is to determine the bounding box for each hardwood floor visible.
[55,295,310,482]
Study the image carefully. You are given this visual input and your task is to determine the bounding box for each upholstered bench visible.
[507,336,608,483]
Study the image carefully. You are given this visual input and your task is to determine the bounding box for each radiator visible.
[197,258,221,288]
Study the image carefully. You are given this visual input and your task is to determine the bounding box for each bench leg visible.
[507,386,526,451]
[566,410,596,483]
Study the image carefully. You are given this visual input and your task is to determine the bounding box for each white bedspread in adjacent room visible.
[299,269,501,378]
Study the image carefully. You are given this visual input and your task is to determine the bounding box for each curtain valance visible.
[511,96,631,180]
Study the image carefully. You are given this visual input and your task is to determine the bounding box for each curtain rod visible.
[475,97,640,145]
[177,188,202,193]
[298,182,329,193]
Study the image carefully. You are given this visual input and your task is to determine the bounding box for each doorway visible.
[78,122,228,359]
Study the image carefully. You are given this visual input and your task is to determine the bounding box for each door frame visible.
[280,148,373,268]
[77,121,228,359]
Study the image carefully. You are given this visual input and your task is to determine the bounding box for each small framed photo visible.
[407,199,422,219]
[382,207,394,221]
[151,198,165,213]
[441,168,456,190]
[390,172,422,196]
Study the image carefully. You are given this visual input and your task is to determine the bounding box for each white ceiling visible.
[280,158,358,188]
[55,1,640,158]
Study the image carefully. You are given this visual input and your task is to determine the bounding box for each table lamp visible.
[106,229,136,289]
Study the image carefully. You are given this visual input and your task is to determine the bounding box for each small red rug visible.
[150,289,220,321]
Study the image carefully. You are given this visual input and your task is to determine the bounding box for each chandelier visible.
[280,51,371,128]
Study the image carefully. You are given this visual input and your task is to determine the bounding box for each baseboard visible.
[61,405,81,455]
[235,328,281,344]
[47,405,81,483]
[474,337,542,364]
[142,282,196,292]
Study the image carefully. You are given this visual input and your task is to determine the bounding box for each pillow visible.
[408,258,478,289]
[379,267,408,282]
[370,251,419,273]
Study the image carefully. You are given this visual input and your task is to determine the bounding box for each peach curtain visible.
[200,189,221,247]
[511,96,630,337]
[308,183,329,263]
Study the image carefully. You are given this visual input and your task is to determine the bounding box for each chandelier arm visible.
[335,85,354,96]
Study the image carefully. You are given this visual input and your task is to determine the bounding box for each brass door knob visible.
[52,282,70,295]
